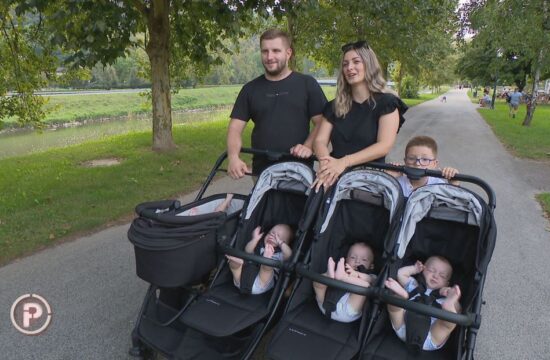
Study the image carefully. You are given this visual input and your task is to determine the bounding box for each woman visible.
[313,41,407,190]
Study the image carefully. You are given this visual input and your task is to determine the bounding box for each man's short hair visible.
[260,28,292,49]
[405,136,438,156]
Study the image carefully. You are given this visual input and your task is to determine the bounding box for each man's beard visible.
[263,59,287,76]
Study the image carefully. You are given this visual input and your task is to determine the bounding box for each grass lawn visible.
[3,86,243,125]
[0,114,251,265]
[475,98,550,217]
[0,87,443,265]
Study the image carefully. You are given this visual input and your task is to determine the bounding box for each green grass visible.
[4,86,243,125]
[402,92,444,107]
[0,85,444,265]
[0,114,252,264]
[4,84,436,126]
[475,97,550,218]
[477,101,550,159]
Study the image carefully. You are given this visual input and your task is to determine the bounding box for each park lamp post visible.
[491,49,504,109]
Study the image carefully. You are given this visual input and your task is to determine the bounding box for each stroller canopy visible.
[320,169,402,234]
[397,184,483,258]
[245,162,314,220]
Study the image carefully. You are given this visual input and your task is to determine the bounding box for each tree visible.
[0,2,57,129]
[458,0,550,126]
[13,0,278,150]
[279,0,458,93]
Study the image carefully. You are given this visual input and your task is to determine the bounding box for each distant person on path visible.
[480,89,491,107]
[386,136,459,198]
[227,29,327,178]
[440,96,447,103]
[312,40,407,191]
[508,88,523,118]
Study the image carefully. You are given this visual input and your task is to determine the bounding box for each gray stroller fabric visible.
[320,169,402,233]
[176,198,245,217]
[245,162,314,220]
[397,184,483,258]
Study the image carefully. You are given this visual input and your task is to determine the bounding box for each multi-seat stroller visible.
[128,149,322,359]
[360,166,497,360]
[267,166,405,360]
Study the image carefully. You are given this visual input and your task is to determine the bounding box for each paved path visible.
[1,89,549,359]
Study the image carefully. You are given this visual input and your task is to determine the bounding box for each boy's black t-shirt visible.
[230,72,327,173]
[322,92,407,163]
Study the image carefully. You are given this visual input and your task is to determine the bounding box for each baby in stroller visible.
[226,224,294,294]
[385,255,462,351]
[313,242,376,323]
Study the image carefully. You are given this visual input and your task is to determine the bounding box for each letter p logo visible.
[11,294,52,335]
[23,302,43,328]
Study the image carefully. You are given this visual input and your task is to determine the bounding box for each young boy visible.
[313,242,376,322]
[389,136,459,197]
[226,224,293,294]
[385,256,462,351]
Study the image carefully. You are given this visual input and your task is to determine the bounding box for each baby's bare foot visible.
[327,257,336,278]
[385,278,409,299]
[226,255,243,269]
[334,257,347,281]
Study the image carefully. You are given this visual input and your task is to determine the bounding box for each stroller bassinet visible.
[362,170,496,360]
[267,167,405,360]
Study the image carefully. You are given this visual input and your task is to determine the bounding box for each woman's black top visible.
[322,92,408,162]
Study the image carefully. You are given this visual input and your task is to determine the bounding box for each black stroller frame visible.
[267,165,405,360]
[128,148,323,360]
[359,164,496,360]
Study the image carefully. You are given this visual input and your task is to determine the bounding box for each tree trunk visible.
[146,0,176,151]
[522,48,543,126]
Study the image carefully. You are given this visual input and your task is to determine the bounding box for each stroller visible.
[267,166,405,360]
[361,167,497,360]
[129,150,322,360]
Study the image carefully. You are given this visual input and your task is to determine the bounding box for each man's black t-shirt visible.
[322,92,407,163]
[230,72,327,173]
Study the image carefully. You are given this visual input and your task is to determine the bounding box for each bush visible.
[400,76,419,99]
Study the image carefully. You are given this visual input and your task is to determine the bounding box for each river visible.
[0,109,229,160]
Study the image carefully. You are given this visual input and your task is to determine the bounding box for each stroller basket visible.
[128,194,246,288]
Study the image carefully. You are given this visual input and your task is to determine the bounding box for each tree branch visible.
[124,0,149,17]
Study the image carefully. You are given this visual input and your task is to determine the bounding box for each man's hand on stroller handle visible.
[228,156,250,179]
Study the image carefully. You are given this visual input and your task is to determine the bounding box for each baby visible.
[313,242,376,322]
[226,224,293,294]
[385,256,462,351]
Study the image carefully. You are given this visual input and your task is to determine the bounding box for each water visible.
[0,109,229,159]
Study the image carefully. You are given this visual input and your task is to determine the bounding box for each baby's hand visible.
[263,243,275,259]
[414,260,424,273]
[441,167,459,180]
[252,226,263,241]
[439,286,452,296]
[345,263,358,277]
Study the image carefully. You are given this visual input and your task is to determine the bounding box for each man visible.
[227,29,327,178]
[508,88,523,118]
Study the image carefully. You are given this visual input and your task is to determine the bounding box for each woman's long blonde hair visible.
[334,45,394,117]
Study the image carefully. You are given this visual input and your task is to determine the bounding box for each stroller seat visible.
[268,295,360,360]
[180,280,272,337]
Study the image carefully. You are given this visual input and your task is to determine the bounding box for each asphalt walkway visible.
[1,89,549,359]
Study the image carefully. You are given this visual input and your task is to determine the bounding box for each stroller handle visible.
[361,162,496,209]
[222,246,287,271]
[195,147,316,201]
[378,289,479,327]
[296,264,375,297]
